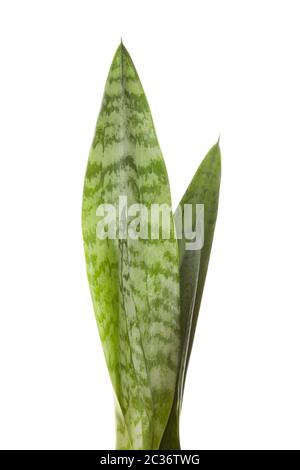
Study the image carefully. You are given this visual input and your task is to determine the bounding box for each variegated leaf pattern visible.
[160,142,221,449]
[82,44,181,450]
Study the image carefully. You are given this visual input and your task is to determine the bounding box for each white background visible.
[0,0,300,450]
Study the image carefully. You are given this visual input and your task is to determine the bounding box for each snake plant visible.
[82,42,221,450]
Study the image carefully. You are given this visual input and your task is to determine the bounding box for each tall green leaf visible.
[160,142,221,449]
[82,43,181,450]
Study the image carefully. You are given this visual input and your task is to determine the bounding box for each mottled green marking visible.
[82,44,181,450]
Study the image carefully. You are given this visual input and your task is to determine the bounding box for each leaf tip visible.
[214,136,221,162]
[117,38,130,58]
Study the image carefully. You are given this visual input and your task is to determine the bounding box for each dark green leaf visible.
[160,142,221,449]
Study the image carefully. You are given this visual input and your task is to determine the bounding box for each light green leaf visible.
[82,43,181,450]
[160,142,221,449]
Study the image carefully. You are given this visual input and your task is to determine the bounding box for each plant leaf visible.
[82,43,181,450]
[160,142,221,449]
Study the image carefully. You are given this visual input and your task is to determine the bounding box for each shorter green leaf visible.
[160,142,221,449]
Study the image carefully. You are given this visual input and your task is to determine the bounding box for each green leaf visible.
[82,43,181,450]
[160,142,221,449]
